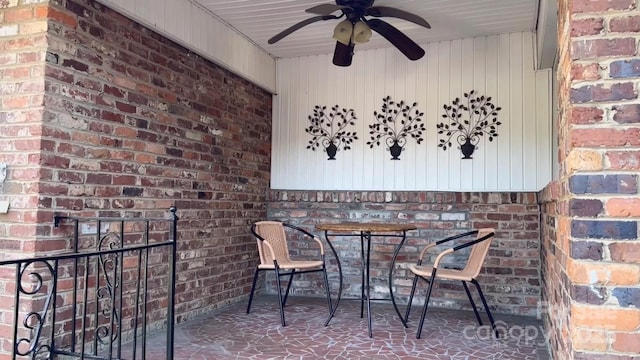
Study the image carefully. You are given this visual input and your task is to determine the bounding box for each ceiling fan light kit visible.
[333,20,372,46]
[268,0,431,66]
[352,21,373,44]
[333,20,353,45]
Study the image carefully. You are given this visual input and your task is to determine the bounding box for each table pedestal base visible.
[321,227,412,338]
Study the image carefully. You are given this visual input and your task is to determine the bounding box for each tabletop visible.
[315,222,417,232]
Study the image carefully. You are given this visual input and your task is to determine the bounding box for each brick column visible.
[553,0,640,358]
[0,2,50,251]
[0,1,50,356]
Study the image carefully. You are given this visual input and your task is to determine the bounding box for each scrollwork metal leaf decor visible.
[305,105,358,160]
[367,96,426,160]
[436,90,502,159]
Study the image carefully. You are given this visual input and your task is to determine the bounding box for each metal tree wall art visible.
[367,96,426,160]
[437,90,502,159]
[305,105,358,160]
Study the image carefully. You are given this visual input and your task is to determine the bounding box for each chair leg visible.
[322,262,333,315]
[416,268,437,339]
[246,268,260,314]
[462,281,483,326]
[274,265,286,327]
[472,279,498,338]
[404,274,420,322]
[282,269,295,308]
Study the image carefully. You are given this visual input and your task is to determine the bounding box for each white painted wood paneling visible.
[96,0,276,93]
[509,33,524,189]
[496,33,512,191]
[194,0,538,60]
[272,31,552,192]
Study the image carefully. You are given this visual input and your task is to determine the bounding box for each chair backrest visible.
[462,228,495,279]
[252,221,292,265]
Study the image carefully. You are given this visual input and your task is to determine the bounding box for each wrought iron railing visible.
[0,207,178,360]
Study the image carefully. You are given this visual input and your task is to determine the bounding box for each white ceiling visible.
[193,0,540,59]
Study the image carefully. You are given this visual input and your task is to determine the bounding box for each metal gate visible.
[0,207,178,360]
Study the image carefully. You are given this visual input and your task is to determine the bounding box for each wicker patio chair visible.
[404,228,497,339]
[247,221,333,326]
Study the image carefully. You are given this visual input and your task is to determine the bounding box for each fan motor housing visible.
[337,0,374,17]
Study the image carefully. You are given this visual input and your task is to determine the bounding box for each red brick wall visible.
[540,0,640,359]
[0,0,271,353]
[267,190,541,316]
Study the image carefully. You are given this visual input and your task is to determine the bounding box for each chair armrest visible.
[433,248,454,269]
[416,229,479,263]
[283,222,315,238]
[434,230,479,245]
[261,240,277,262]
[451,231,494,251]
[417,243,438,262]
[283,223,325,256]
[311,236,325,255]
[432,231,494,269]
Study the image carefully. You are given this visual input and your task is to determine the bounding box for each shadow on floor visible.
[132,296,551,360]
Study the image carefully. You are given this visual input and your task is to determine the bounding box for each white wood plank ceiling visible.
[193,0,540,59]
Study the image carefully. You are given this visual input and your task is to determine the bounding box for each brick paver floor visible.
[123,296,550,360]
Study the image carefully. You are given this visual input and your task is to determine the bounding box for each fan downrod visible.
[336,0,374,18]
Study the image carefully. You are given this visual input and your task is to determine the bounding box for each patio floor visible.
[136,295,550,360]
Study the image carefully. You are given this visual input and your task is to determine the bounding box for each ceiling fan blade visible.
[268,15,338,44]
[364,18,425,60]
[306,3,351,15]
[366,6,431,28]
[333,41,354,67]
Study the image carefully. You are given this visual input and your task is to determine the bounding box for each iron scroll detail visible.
[14,260,56,359]
[96,232,122,346]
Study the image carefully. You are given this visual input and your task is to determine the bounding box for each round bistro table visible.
[315,222,417,338]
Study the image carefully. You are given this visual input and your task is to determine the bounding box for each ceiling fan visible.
[268,0,431,67]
